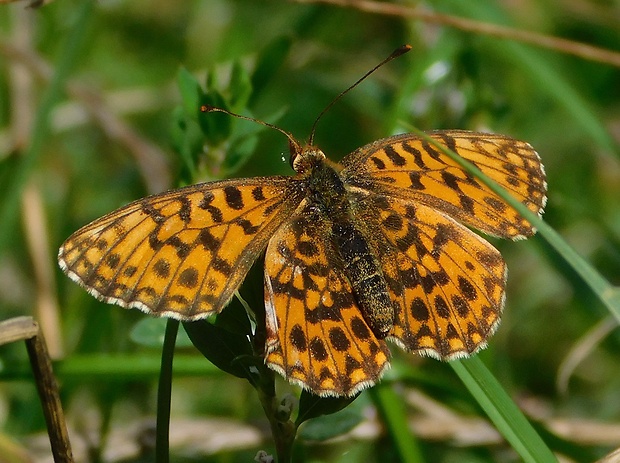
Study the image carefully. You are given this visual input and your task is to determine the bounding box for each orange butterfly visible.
[58,48,547,397]
[59,128,546,396]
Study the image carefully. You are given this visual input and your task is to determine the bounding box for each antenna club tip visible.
[200,104,215,113]
[393,44,412,57]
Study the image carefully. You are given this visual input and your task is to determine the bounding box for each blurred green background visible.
[1,0,619,462]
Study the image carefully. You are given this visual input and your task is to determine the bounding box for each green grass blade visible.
[451,358,557,463]
[496,44,616,153]
[369,385,424,463]
[0,354,219,380]
[0,0,94,249]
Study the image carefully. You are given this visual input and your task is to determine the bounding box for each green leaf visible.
[130,317,193,348]
[224,106,289,171]
[221,131,261,175]
[298,409,363,441]
[177,66,202,117]
[205,68,219,92]
[170,105,203,181]
[296,391,359,426]
[212,294,253,335]
[251,36,292,103]
[183,319,257,381]
[229,60,253,110]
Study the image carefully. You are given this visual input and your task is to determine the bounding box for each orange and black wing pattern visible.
[350,191,506,360]
[341,130,547,360]
[59,178,303,319]
[58,127,547,397]
[342,131,547,240]
[264,200,391,396]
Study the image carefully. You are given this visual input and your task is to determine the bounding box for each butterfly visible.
[58,119,547,397]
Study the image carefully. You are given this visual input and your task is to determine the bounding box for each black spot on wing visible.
[224,186,244,210]
[167,236,191,259]
[105,253,120,269]
[178,267,199,288]
[402,141,428,169]
[458,276,478,301]
[329,327,351,352]
[235,218,260,235]
[384,145,407,167]
[178,196,192,223]
[309,337,328,361]
[252,186,266,201]
[197,229,220,252]
[410,297,429,322]
[351,316,371,340]
[371,156,386,170]
[153,259,170,279]
[290,324,307,352]
[198,191,223,223]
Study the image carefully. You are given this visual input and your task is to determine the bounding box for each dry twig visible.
[293,0,620,67]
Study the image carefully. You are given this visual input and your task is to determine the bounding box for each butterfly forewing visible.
[263,201,390,397]
[59,178,303,319]
[341,131,547,240]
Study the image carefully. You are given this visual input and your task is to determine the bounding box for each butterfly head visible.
[291,143,326,174]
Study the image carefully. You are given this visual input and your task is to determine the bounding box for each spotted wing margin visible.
[341,131,547,240]
[59,177,303,320]
[263,200,390,397]
[351,192,506,359]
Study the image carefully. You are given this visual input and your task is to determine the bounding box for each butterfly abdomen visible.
[331,221,393,338]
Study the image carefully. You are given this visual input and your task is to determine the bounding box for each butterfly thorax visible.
[301,152,394,338]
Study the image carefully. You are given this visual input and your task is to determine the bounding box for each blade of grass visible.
[369,385,424,463]
[0,354,220,380]
[0,0,94,249]
[451,357,557,463]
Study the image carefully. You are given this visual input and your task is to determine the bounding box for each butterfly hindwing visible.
[59,178,303,319]
[263,200,391,397]
[351,192,506,359]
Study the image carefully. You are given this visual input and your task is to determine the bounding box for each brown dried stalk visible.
[293,0,620,68]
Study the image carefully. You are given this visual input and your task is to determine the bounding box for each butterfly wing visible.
[351,192,506,359]
[341,131,547,240]
[263,200,391,397]
[59,178,304,319]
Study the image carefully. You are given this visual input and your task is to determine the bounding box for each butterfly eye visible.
[289,140,304,171]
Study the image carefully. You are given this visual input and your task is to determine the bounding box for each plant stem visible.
[155,319,179,463]
[256,372,296,462]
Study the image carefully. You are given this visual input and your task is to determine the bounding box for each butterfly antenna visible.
[201,105,304,157]
[308,44,412,146]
